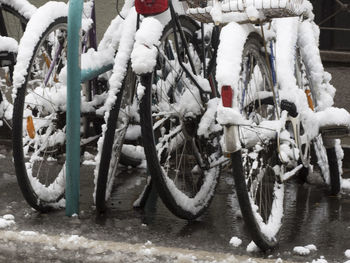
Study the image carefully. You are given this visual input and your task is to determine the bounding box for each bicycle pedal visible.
[320,125,350,139]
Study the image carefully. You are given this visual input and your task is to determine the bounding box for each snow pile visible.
[122,145,145,161]
[311,256,328,263]
[0,214,15,229]
[345,249,350,258]
[82,152,95,166]
[0,0,36,20]
[229,236,242,247]
[0,36,18,53]
[293,244,317,255]
[20,230,38,236]
[0,97,13,121]
[342,178,350,191]
[131,17,164,74]
[246,241,260,252]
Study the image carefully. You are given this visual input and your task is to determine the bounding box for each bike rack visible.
[66,0,84,216]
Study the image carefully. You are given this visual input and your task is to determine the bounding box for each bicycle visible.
[11,0,143,212]
[132,0,224,220]
[0,0,36,127]
[194,0,350,250]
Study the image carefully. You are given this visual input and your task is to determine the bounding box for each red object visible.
[135,0,168,15]
[221,85,233,107]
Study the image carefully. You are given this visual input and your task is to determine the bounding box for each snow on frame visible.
[0,36,18,53]
[131,17,164,74]
[12,1,68,99]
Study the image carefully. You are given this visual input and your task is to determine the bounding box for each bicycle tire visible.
[139,17,221,220]
[95,65,137,212]
[12,16,68,211]
[230,33,284,250]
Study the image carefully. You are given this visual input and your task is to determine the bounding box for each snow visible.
[162,165,219,215]
[187,0,313,24]
[81,47,115,71]
[229,236,242,247]
[131,17,164,74]
[311,256,328,263]
[103,8,137,116]
[0,214,15,229]
[345,249,350,258]
[125,124,141,140]
[0,36,18,53]
[298,20,336,111]
[198,98,222,138]
[2,214,14,221]
[293,244,317,255]
[122,144,145,160]
[20,230,38,236]
[0,230,247,262]
[246,241,260,252]
[216,22,251,92]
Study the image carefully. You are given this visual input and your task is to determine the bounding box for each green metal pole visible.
[66,0,83,216]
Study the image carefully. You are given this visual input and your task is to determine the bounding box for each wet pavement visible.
[0,137,350,262]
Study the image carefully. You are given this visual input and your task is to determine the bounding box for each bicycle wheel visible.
[230,33,284,250]
[12,17,68,211]
[139,17,221,220]
[95,65,138,212]
[295,48,341,195]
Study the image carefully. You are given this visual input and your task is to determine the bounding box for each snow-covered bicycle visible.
[0,0,36,127]
[192,0,350,250]
[133,0,223,220]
